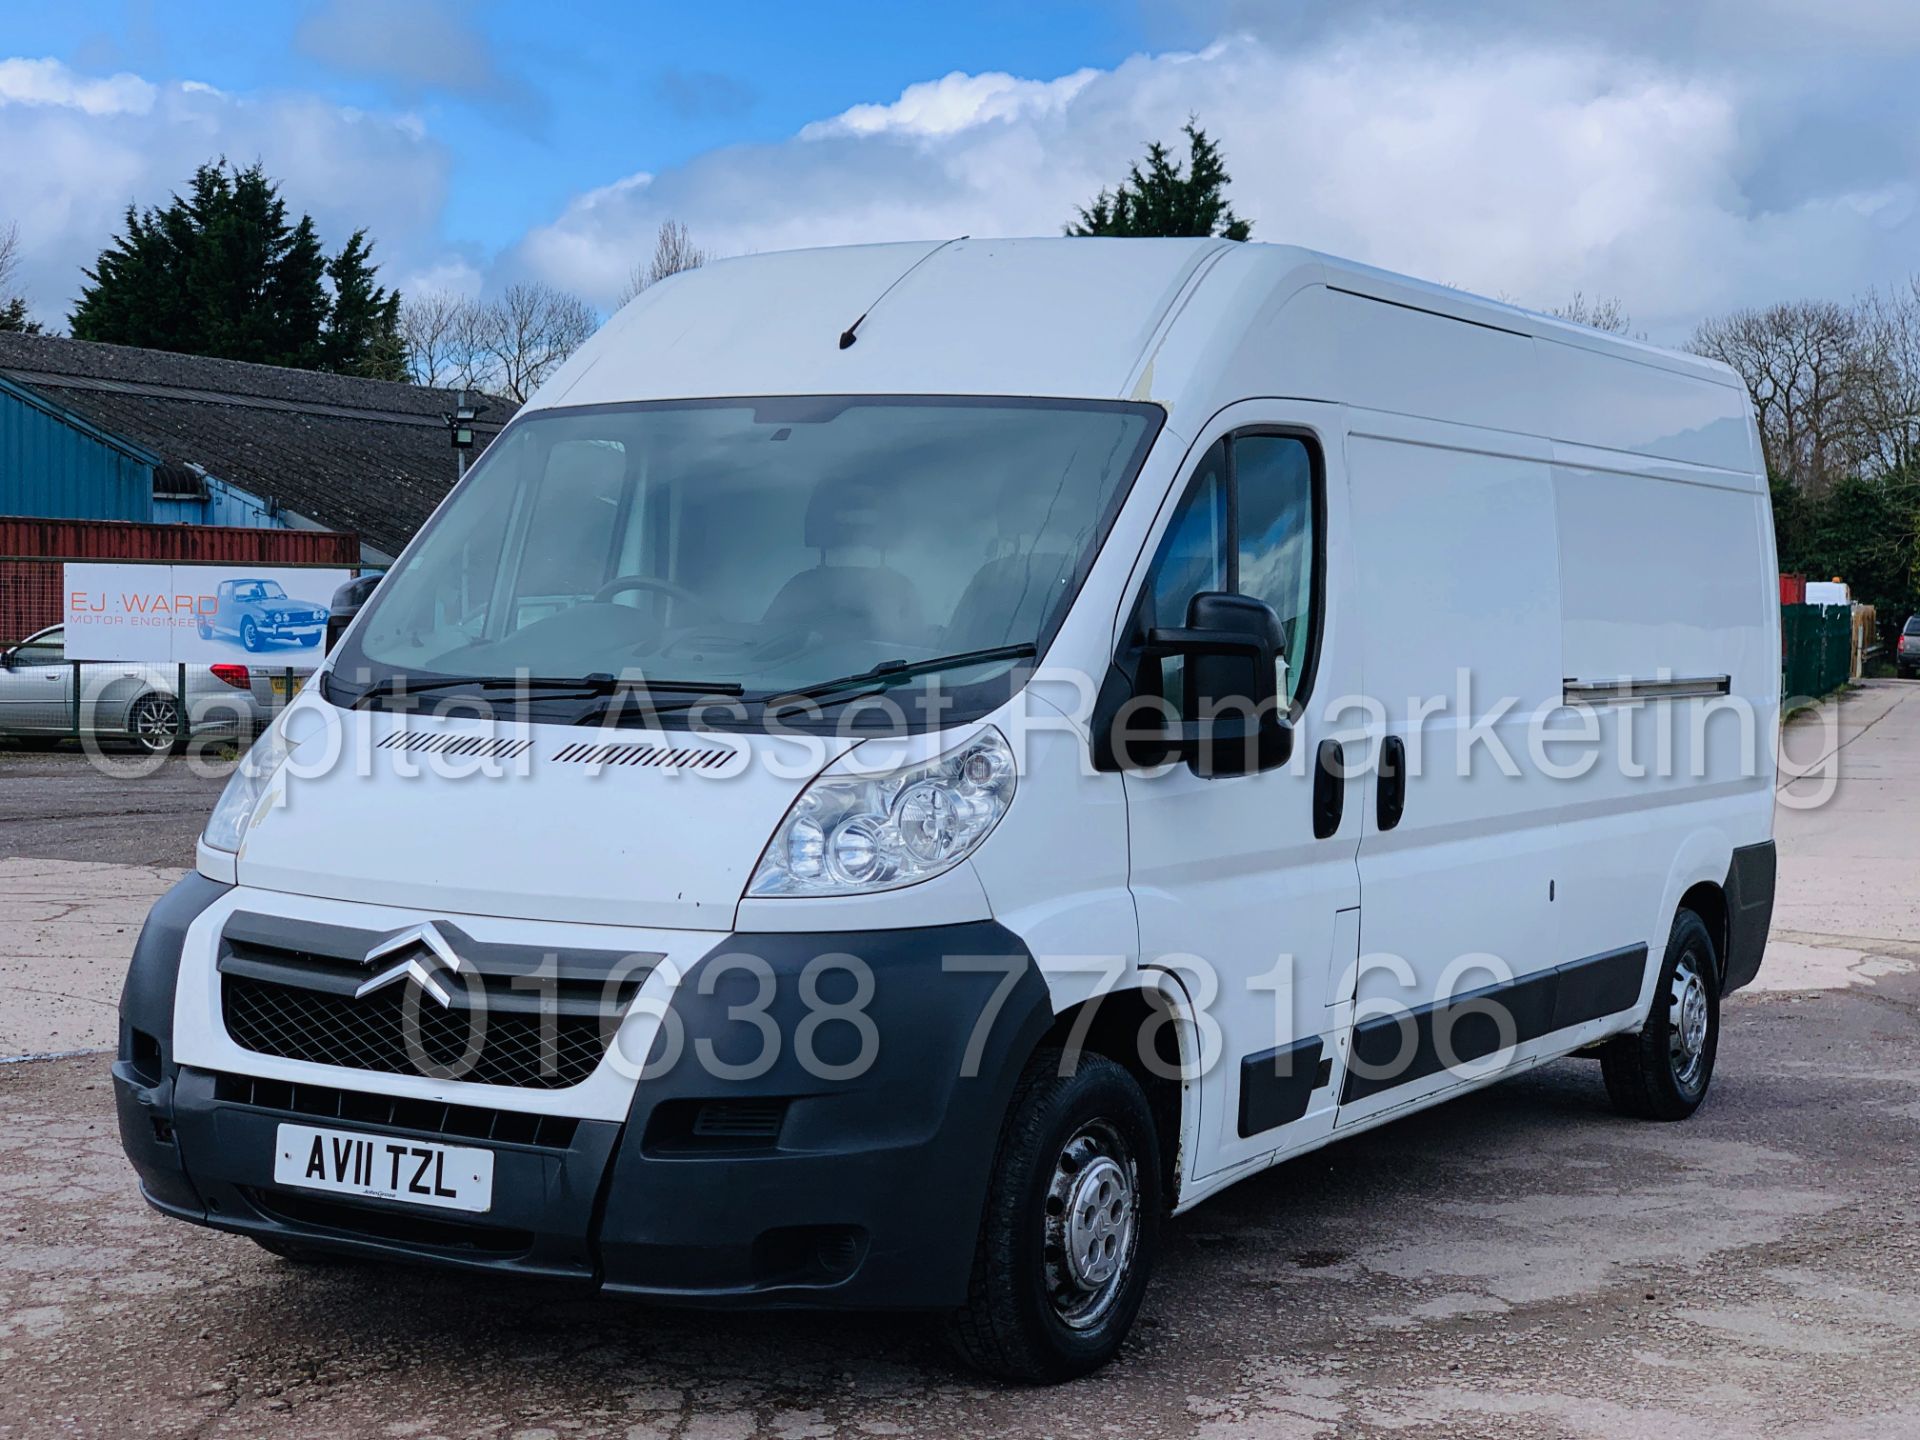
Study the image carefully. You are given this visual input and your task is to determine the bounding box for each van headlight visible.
[748,727,1016,897]
[202,727,293,854]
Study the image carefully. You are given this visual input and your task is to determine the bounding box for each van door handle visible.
[1312,739,1344,839]
[1377,735,1407,832]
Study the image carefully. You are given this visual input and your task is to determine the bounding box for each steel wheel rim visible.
[131,696,178,752]
[1668,955,1710,1091]
[1042,1118,1138,1331]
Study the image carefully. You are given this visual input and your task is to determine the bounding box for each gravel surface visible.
[0,747,227,868]
[1,685,1916,1437]
[4,976,1918,1438]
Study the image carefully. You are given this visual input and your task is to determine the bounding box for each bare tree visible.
[1691,300,1876,495]
[0,222,42,334]
[1550,291,1633,336]
[1856,278,1920,479]
[481,282,599,402]
[398,291,470,388]
[616,219,709,306]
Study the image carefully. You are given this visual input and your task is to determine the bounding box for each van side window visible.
[1145,441,1228,708]
[1141,432,1319,712]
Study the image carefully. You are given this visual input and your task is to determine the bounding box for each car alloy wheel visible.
[129,694,181,754]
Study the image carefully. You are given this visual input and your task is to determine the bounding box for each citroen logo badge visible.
[356,922,468,1008]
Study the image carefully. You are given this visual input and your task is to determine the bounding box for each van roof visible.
[534,238,1757,475]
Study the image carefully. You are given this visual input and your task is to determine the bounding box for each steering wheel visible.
[591,575,722,623]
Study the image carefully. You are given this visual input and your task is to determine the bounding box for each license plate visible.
[270,673,305,699]
[272,1123,494,1213]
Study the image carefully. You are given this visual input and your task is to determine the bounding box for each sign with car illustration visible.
[62,563,354,664]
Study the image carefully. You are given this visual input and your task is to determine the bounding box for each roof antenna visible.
[838,235,969,349]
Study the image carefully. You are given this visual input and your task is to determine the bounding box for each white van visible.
[115,239,1779,1380]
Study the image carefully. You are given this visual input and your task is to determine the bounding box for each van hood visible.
[231,709,855,930]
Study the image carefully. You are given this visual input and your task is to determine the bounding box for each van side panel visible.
[1550,462,1776,987]
[1534,341,1762,476]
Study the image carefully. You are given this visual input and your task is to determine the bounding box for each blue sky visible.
[4,1,1174,257]
[3,1,1918,342]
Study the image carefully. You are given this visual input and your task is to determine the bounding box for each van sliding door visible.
[1337,416,1564,1126]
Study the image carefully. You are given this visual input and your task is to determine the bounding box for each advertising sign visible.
[64,563,355,665]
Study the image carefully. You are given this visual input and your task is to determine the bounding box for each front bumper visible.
[116,890,1054,1309]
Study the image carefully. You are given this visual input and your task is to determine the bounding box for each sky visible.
[2,0,1917,345]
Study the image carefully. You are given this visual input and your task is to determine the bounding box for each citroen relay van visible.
[115,239,1778,1381]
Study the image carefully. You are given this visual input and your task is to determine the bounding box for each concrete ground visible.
[1,683,1917,1438]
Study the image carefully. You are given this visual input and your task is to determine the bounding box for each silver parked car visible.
[0,625,274,753]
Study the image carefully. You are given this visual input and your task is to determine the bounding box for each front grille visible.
[223,974,614,1089]
[214,916,657,1092]
[212,1071,580,1148]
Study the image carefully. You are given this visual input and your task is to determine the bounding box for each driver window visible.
[1139,431,1319,715]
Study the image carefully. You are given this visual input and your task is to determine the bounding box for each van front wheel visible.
[947,1047,1160,1382]
[1601,909,1720,1121]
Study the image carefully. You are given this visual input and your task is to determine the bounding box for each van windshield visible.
[333,396,1160,725]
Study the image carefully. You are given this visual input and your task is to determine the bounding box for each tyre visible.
[241,617,263,652]
[1600,908,1720,1121]
[197,622,212,640]
[948,1047,1160,1382]
[126,693,184,755]
[298,632,320,647]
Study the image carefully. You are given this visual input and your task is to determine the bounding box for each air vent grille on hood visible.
[376,731,533,760]
[549,741,732,771]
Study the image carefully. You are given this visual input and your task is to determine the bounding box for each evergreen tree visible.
[322,230,407,379]
[1068,121,1252,241]
[71,160,404,376]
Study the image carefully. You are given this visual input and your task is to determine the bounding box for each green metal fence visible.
[1782,603,1853,701]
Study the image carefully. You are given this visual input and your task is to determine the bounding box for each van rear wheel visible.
[947,1047,1160,1382]
[1601,909,1720,1121]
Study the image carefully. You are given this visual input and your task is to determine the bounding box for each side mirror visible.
[325,571,385,653]
[1096,591,1293,777]
[0,647,14,670]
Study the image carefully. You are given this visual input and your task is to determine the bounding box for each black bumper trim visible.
[120,916,1056,1311]
[1722,840,1777,994]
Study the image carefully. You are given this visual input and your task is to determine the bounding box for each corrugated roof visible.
[0,332,515,558]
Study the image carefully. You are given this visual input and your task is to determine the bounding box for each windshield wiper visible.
[764,643,1038,713]
[568,675,750,727]
[348,673,742,709]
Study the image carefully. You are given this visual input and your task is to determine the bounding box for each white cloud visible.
[0,58,449,329]
[801,67,1102,139]
[510,27,1920,343]
[0,57,154,115]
